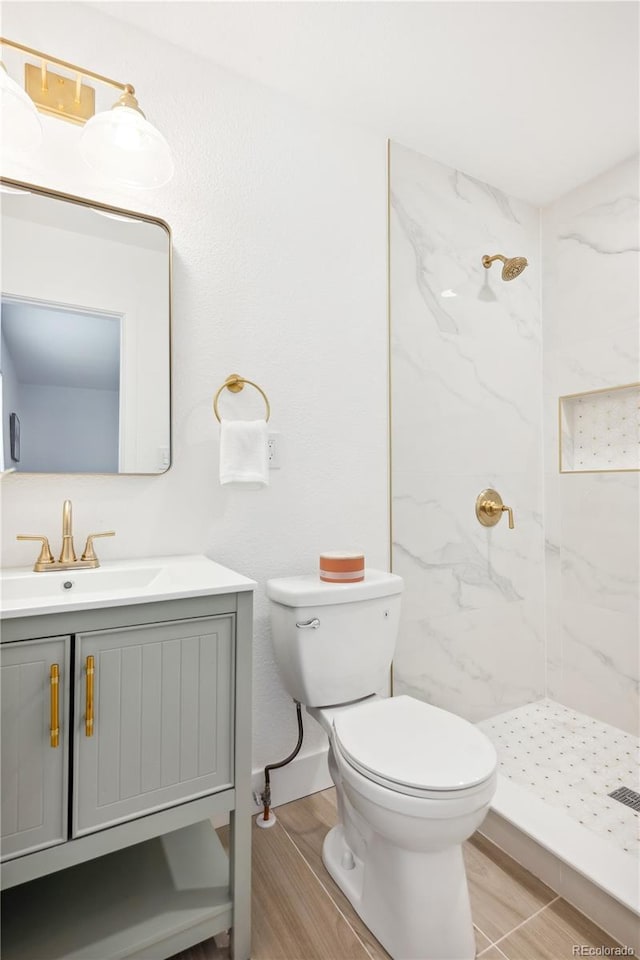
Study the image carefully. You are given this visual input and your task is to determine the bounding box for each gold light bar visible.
[0,36,130,125]
[25,62,95,124]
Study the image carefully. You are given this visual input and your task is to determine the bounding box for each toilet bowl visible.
[266,570,497,960]
[309,696,497,960]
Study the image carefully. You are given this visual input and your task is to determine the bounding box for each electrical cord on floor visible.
[259,700,304,826]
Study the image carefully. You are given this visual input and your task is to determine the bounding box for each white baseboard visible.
[252,745,332,810]
[211,745,332,828]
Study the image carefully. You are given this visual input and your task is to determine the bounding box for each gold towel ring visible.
[213,373,271,422]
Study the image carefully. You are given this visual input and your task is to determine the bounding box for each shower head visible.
[482,253,528,281]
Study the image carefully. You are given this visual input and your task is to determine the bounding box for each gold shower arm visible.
[482,254,507,268]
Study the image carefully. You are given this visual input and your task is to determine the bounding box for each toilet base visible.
[322,824,476,960]
[323,824,365,906]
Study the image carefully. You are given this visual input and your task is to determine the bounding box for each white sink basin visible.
[1,566,163,603]
[0,555,255,618]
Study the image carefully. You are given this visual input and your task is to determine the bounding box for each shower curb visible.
[481,807,639,953]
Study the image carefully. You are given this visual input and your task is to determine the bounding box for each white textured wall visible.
[542,156,640,735]
[0,2,389,795]
[390,142,546,721]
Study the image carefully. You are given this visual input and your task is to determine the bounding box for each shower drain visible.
[608,787,640,812]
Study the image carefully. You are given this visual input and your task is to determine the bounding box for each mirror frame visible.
[0,176,173,476]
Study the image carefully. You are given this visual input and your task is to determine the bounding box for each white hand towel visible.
[219,419,269,486]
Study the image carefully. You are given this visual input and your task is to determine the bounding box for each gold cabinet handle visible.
[85,655,95,737]
[50,664,60,748]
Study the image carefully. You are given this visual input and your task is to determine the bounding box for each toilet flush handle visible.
[296,618,320,629]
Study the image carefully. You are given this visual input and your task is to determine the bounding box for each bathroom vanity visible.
[0,555,254,960]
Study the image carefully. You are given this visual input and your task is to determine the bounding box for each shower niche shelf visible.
[559,383,640,473]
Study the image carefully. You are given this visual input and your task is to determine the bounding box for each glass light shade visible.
[80,104,174,189]
[0,65,43,158]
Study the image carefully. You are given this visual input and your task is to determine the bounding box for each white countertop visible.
[0,554,256,619]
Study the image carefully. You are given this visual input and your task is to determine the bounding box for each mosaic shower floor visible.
[477,698,639,856]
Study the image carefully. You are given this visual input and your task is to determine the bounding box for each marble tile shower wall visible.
[542,156,640,736]
[390,143,545,722]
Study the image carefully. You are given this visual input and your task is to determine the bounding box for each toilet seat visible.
[332,695,497,798]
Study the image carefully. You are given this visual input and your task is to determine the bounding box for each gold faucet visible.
[59,499,77,564]
[17,500,115,572]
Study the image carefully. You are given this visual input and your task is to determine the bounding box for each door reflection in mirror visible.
[1,298,121,473]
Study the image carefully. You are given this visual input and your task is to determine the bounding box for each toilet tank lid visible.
[266,569,404,607]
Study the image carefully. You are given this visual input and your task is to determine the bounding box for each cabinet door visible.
[74,615,234,836]
[1,636,70,861]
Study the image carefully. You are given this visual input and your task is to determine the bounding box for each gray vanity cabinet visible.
[74,616,234,835]
[0,636,70,861]
[1,587,253,960]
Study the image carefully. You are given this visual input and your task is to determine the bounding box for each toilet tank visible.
[266,570,404,707]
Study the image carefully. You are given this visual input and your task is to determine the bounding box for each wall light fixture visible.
[0,37,174,189]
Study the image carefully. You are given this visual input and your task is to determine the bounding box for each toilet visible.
[266,569,497,960]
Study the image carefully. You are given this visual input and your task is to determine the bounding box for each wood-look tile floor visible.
[170,788,622,960]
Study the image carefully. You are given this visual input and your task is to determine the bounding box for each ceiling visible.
[94,0,639,205]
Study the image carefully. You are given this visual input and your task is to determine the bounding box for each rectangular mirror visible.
[0,179,171,474]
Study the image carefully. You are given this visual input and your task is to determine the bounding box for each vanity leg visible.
[229,808,252,960]
[230,591,253,960]
[213,930,230,951]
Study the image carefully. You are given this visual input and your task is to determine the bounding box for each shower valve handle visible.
[475,489,515,530]
[500,504,515,529]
